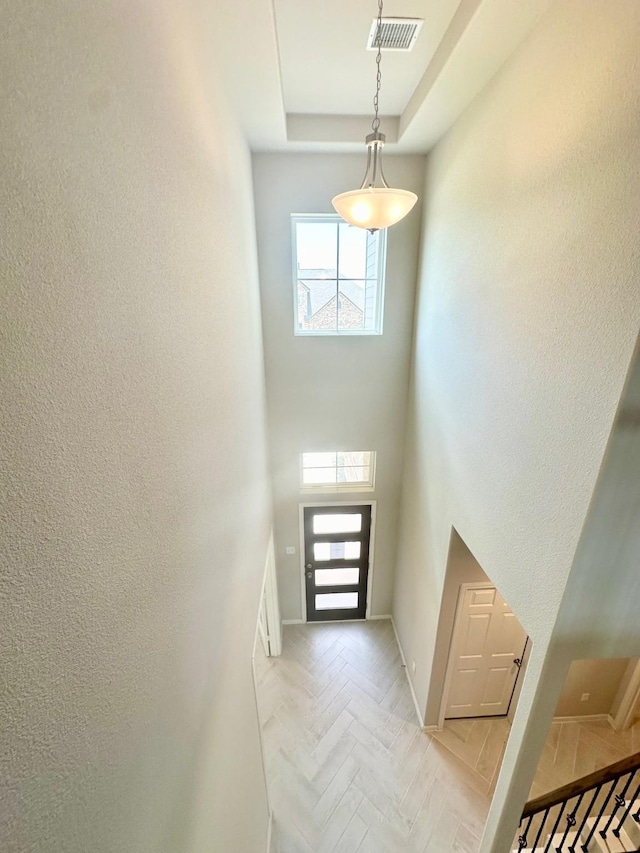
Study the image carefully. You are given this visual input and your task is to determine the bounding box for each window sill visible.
[300,485,375,495]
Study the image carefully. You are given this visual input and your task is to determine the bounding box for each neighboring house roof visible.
[297,269,365,317]
[308,292,362,323]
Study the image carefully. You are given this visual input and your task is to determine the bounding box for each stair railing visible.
[517,751,640,852]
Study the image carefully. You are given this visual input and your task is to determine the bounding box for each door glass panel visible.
[313,513,362,534]
[315,592,359,610]
[315,567,360,587]
[313,541,361,561]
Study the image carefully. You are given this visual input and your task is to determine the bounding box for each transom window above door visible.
[300,451,376,493]
[291,215,386,335]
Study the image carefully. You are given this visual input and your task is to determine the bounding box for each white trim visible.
[266,812,273,853]
[251,534,277,821]
[298,500,377,623]
[390,616,424,728]
[296,618,369,625]
[438,582,528,729]
[611,658,640,731]
[254,533,282,658]
[264,533,282,657]
[553,714,614,726]
[257,600,270,658]
[298,450,377,495]
[300,485,376,495]
[286,616,391,625]
[253,550,270,661]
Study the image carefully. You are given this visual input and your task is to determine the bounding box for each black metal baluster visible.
[543,802,567,853]
[601,770,636,837]
[582,779,618,852]
[573,788,600,852]
[558,793,584,851]
[530,808,550,851]
[614,779,640,838]
[519,759,640,853]
[518,816,533,852]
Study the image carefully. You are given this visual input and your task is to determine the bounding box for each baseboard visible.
[423,724,442,733]
[266,812,273,852]
[553,713,614,727]
[283,615,393,625]
[294,618,371,625]
[390,616,424,729]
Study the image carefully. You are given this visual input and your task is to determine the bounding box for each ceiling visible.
[212,0,554,153]
[275,0,459,116]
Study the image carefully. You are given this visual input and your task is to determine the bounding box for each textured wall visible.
[555,659,630,718]
[253,153,425,620]
[1,2,271,851]
[392,1,640,850]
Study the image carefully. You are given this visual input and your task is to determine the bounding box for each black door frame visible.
[299,501,376,622]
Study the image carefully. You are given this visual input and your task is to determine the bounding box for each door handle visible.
[513,658,522,667]
[306,571,312,579]
[306,564,312,569]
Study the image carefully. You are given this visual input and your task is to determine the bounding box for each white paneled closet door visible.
[445,584,527,719]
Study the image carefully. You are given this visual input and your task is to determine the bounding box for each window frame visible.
[299,451,377,494]
[291,213,386,337]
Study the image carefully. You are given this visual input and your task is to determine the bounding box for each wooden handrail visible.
[522,750,640,818]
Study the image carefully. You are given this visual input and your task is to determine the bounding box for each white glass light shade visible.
[332,187,417,231]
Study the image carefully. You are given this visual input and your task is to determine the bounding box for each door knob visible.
[513,658,522,667]
[306,571,312,579]
[306,564,312,569]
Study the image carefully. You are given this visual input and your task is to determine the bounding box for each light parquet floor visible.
[254,620,640,853]
[528,715,640,800]
[255,620,491,852]
[428,715,640,803]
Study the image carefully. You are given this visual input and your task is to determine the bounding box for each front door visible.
[445,584,528,719]
[303,505,372,622]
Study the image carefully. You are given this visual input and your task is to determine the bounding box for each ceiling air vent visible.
[366,17,423,51]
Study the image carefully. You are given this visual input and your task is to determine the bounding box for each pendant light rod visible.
[358,0,389,190]
[331,0,418,231]
[360,132,389,189]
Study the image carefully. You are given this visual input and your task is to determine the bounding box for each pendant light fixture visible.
[332,0,418,232]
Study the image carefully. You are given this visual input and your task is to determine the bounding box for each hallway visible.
[255,620,492,852]
[255,621,640,852]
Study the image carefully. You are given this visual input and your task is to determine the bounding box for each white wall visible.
[554,659,630,718]
[489,349,640,850]
[552,353,640,659]
[1,3,272,852]
[253,153,424,620]
[392,1,640,850]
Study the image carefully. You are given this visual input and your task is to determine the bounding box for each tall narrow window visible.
[292,214,386,335]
